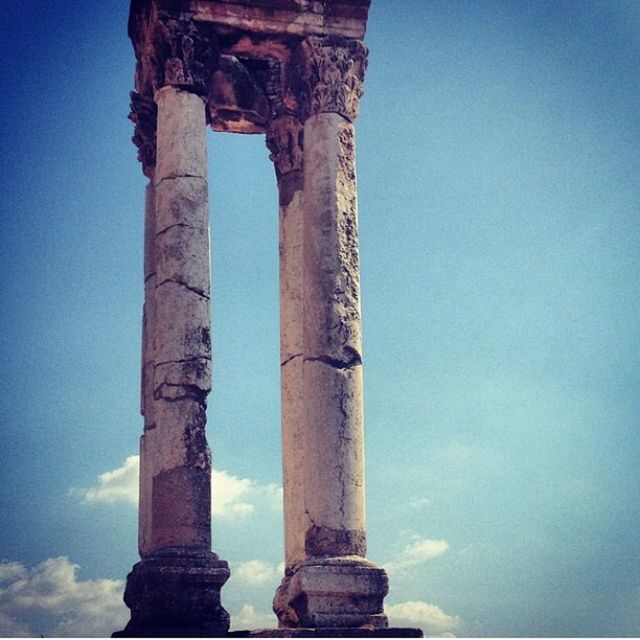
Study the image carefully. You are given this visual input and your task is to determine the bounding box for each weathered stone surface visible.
[209,54,270,133]
[269,113,309,574]
[151,400,211,469]
[303,113,361,365]
[279,190,304,367]
[303,360,365,537]
[156,224,211,297]
[189,0,371,40]
[138,432,154,556]
[155,176,209,235]
[129,92,157,178]
[156,358,211,392]
[294,36,368,122]
[154,281,211,362]
[155,87,208,182]
[274,557,388,630]
[152,466,212,550]
[267,115,304,180]
[114,550,230,637]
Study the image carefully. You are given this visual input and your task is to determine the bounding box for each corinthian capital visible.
[266,115,304,178]
[293,36,368,122]
[129,91,157,177]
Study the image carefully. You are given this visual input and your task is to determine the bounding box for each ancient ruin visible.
[116,1,422,636]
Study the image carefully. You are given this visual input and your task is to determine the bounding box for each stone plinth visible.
[114,549,230,638]
[274,557,388,629]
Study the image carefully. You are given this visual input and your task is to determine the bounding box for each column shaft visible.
[302,112,366,557]
[268,115,311,572]
[148,85,212,553]
[139,180,156,556]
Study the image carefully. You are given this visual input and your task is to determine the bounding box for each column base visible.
[273,556,389,629]
[113,548,230,638]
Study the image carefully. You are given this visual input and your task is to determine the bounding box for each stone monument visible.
[115,1,422,637]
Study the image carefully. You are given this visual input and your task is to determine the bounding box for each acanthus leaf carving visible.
[129,91,158,177]
[294,36,368,122]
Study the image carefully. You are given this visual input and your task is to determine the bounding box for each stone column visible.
[128,91,159,561]
[273,36,389,630]
[117,21,229,637]
[266,115,311,573]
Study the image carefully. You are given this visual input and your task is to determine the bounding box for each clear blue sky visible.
[0,0,639,636]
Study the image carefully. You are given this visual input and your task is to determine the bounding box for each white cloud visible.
[386,537,449,572]
[230,604,276,631]
[232,560,284,586]
[0,562,27,583]
[0,557,127,638]
[81,455,139,504]
[0,611,30,637]
[76,455,282,519]
[387,600,461,637]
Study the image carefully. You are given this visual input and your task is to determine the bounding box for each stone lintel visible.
[130,0,370,47]
[190,1,370,40]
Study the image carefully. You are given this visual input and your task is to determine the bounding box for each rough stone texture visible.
[156,224,211,297]
[141,180,157,431]
[155,87,208,182]
[152,466,212,549]
[273,557,388,629]
[273,121,308,571]
[138,432,154,556]
[114,550,230,637]
[210,54,270,133]
[188,0,370,40]
[303,360,365,545]
[294,37,368,122]
[129,92,157,177]
[303,113,361,365]
[300,113,366,552]
[155,176,209,236]
[154,281,212,364]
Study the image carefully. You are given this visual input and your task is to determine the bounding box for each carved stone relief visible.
[294,35,368,122]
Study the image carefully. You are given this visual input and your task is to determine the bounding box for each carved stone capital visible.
[293,36,368,122]
[152,18,217,95]
[266,115,304,178]
[129,91,157,177]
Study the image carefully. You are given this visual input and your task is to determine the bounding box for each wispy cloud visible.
[80,455,139,505]
[232,560,284,587]
[387,600,461,637]
[75,455,282,519]
[230,604,276,631]
[386,537,449,572]
[0,557,127,637]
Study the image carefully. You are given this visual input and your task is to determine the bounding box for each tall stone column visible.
[266,115,311,573]
[129,91,159,561]
[273,36,389,630]
[116,19,230,638]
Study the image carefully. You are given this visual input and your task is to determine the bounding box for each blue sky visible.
[0,0,639,636]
